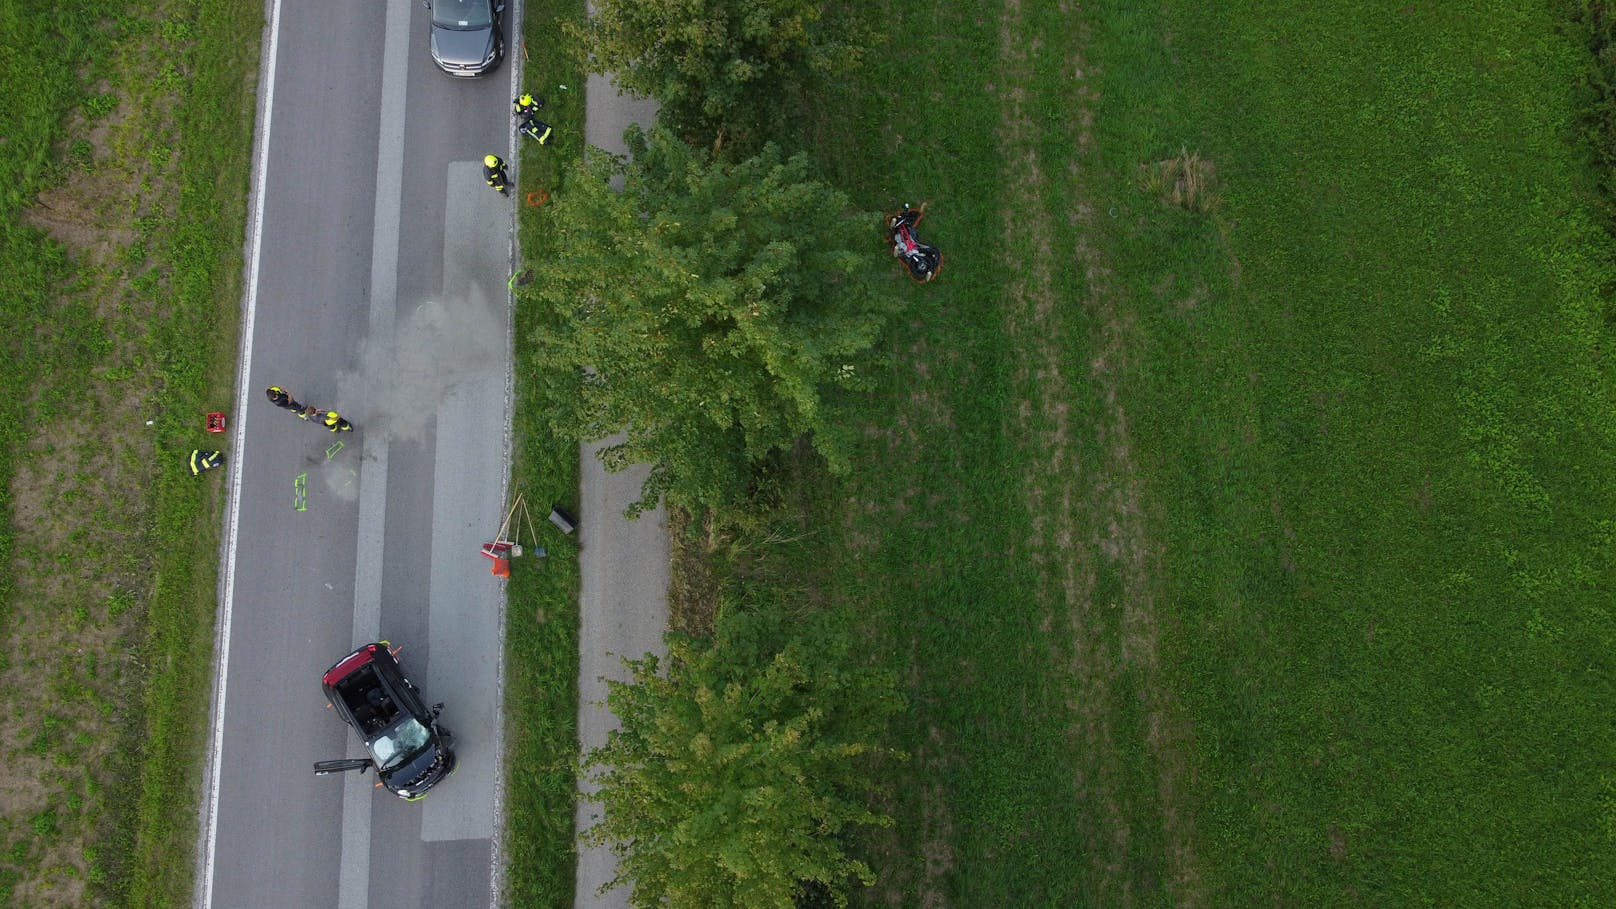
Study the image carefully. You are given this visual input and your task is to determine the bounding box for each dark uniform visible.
[190,450,224,475]
[266,385,304,413]
[484,155,509,195]
[513,93,543,119]
[322,411,352,432]
[519,119,553,145]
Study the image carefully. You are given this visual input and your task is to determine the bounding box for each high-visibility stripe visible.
[192,450,221,474]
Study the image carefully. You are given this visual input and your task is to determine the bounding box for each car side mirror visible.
[430,702,444,718]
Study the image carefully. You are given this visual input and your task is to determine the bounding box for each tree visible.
[525,126,900,513]
[565,0,871,140]
[581,631,905,909]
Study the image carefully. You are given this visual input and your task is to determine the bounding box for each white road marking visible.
[335,0,413,906]
[337,451,384,909]
[198,0,282,904]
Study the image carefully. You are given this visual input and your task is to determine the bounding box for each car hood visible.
[379,742,454,798]
[431,25,494,68]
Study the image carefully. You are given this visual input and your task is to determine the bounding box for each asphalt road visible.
[197,1,516,906]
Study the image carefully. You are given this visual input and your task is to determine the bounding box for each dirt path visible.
[571,65,666,909]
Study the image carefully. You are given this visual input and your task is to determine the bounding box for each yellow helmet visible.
[484,154,499,167]
[519,93,534,105]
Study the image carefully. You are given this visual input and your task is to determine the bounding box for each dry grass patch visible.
[667,507,721,638]
[1139,147,1220,213]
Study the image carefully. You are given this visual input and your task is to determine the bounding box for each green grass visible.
[704,0,1616,905]
[1115,2,1616,903]
[123,4,259,904]
[502,1,589,906]
[0,1,138,902]
[0,1,258,905]
[0,0,108,598]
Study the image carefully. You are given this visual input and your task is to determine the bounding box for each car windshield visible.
[371,717,431,770]
[432,0,492,29]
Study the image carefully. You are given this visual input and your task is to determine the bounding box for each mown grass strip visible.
[121,1,260,906]
[0,6,117,905]
[503,1,588,906]
[0,0,111,631]
[1118,1,1616,902]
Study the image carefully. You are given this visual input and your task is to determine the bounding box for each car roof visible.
[321,641,394,687]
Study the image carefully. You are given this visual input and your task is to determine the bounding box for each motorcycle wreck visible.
[887,202,943,283]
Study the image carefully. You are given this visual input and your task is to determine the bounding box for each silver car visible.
[424,0,504,77]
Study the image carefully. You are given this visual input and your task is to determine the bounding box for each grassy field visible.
[503,1,589,906]
[0,0,258,905]
[736,0,1616,905]
[8,0,1610,905]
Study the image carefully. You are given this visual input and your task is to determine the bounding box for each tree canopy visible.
[525,126,900,512]
[582,629,905,909]
[565,0,870,140]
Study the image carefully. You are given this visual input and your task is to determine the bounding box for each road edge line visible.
[196,0,283,905]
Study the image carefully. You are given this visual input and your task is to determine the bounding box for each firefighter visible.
[483,154,509,196]
[265,385,305,415]
[519,118,553,145]
[190,449,224,475]
[322,411,353,433]
[513,92,542,120]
